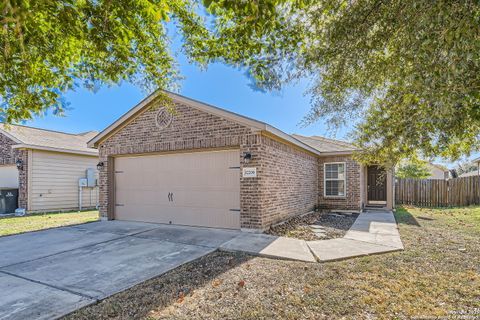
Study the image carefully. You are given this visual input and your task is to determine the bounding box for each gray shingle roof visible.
[0,123,98,155]
[291,134,357,153]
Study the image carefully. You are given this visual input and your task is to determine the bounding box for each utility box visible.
[0,188,18,215]
[86,168,96,187]
[78,178,88,187]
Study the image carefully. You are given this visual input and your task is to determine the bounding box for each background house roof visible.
[459,170,478,178]
[428,163,449,172]
[291,134,357,154]
[0,123,98,155]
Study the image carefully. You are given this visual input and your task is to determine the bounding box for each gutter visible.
[12,144,98,156]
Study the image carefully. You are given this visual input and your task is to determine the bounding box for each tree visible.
[197,0,480,166]
[455,161,478,176]
[3,0,479,168]
[0,0,208,122]
[396,160,431,179]
[0,0,310,123]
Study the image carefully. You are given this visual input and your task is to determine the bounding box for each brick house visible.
[88,91,394,231]
[0,124,99,213]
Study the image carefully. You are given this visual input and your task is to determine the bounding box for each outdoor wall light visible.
[243,152,252,164]
[96,161,105,171]
[15,159,23,170]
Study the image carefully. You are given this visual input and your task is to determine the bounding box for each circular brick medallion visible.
[155,107,173,130]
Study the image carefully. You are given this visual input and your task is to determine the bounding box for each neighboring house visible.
[88,91,394,231]
[458,170,479,178]
[461,157,480,178]
[0,124,99,213]
[426,163,451,180]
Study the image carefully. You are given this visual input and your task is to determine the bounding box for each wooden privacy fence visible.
[396,176,480,207]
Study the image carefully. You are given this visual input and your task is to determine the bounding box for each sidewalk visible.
[220,210,404,262]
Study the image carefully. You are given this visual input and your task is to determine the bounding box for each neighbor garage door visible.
[114,150,240,229]
[0,165,18,188]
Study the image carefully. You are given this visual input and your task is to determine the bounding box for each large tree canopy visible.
[197,0,480,166]
[396,160,432,179]
[0,0,210,122]
[2,0,479,166]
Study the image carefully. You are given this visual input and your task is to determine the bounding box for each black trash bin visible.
[0,188,18,214]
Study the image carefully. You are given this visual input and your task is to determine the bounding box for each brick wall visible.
[17,150,28,209]
[0,131,17,165]
[97,100,319,230]
[255,136,318,227]
[318,155,362,211]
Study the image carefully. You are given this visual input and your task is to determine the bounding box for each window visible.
[324,163,346,197]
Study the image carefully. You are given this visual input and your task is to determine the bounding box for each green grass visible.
[67,206,480,320]
[0,210,99,236]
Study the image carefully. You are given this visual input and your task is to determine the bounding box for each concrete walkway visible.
[220,209,403,262]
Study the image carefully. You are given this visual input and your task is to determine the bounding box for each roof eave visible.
[317,150,357,156]
[12,144,98,156]
[0,127,23,144]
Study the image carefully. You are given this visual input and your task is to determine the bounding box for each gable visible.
[90,91,266,148]
[98,99,256,153]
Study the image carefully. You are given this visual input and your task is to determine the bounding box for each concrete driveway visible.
[0,221,241,320]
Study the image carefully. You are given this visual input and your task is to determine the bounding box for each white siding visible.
[0,165,18,188]
[30,150,99,211]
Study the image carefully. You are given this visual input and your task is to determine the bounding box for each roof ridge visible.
[0,123,90,136]
[310,135,354,146]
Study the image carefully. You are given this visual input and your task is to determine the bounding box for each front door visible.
[367,165,387,204]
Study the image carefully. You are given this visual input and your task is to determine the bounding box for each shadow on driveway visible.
[64,251,253,320]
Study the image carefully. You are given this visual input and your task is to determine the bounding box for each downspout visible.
[79,185,83,211]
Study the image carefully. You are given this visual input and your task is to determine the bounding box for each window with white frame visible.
[324,163,346,197]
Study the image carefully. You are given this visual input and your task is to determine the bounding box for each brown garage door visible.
[114,149,240,229]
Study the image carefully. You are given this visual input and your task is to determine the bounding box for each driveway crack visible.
[0,270,97,301]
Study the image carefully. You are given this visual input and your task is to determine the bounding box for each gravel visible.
[265,211,359,241]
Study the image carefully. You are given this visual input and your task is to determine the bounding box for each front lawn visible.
[67,206,479,320]
[0,210,99,236]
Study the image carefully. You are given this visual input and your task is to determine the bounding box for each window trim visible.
[323,162,347,198]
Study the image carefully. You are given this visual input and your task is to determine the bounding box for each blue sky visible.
[25,61,350,140]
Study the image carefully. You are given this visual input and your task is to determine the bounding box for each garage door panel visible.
[116,188,171,207]
[115,205,173,224]
[173,190,239,209]
[114,150,240,229]
[168,207,240,229]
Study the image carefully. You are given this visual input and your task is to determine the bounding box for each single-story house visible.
[426,163,451,180]
[461,157,480,178]
[0,124,99,213]
[88,91,394,231]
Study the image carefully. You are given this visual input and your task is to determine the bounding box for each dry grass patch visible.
[66,206,480,320]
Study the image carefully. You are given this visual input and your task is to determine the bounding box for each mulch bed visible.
[265,210,359,241]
